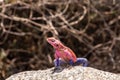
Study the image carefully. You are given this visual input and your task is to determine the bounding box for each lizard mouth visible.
[46,37,56,46]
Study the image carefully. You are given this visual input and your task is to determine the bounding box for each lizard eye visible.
[51,39,55,42]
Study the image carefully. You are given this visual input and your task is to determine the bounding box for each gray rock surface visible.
[6,66,120,80]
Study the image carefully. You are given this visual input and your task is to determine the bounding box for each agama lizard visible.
[47,37,88,69]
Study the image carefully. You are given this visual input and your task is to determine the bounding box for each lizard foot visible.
[52,67,64,73]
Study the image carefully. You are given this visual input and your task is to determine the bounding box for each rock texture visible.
[6,66,120,80]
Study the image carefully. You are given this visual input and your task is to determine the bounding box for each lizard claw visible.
[55,66,63,70]
[52,66,63,73]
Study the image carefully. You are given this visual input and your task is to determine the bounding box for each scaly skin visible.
[47,37,88,68]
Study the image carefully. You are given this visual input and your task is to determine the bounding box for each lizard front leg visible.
[54,58,66,68]
[53,58,67,72]
[75,58,88,67]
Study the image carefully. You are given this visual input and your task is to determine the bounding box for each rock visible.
[6,66,120,80]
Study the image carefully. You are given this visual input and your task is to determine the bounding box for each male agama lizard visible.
[47,37,88,69]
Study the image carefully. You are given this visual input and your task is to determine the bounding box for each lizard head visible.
[47,37,64,49]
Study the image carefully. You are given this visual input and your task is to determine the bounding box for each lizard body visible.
[47,37,88,68]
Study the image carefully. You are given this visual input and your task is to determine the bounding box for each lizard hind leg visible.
[75,58,88,67]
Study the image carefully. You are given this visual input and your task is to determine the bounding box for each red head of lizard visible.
[47,37,64,49]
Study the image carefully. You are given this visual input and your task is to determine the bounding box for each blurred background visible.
[0,0,120,79]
